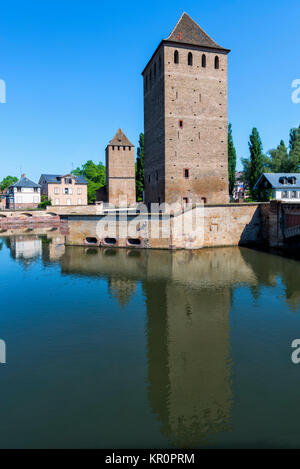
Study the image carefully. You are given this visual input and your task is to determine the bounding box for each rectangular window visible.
[282,191,289,199]
[78,198,82,205]
[184,169,190,179]
[183,197,189,206]
[69,188,73,195]
[77,188,82,195]
[54,188,59,194]
[291,191,298,199]
[55,199,60,205]
[64,188,69,194]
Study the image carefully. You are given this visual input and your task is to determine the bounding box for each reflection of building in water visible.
[240,247,300,311]
[9,235,42,260]
[63,246,256,446]
[108,278,137,307]
[60,245,300,446]
[61,248,142,307]
[144,262,234,447]
[2,229,65,266]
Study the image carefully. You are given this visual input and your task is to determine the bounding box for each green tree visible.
[242,128,265,201]
[72,160,106,204]
[38,195,52,209]
[135,133,144,202]
[0,176,18,192]
[228,123,237,196]
[266,140,289,172]
[289,125,300,171]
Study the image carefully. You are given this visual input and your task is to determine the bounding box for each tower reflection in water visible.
[4,235,300,447]
[60,247,249,446]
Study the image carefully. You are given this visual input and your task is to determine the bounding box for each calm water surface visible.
[1,232,300,448]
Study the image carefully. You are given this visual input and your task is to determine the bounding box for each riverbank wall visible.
[55,203,270,250]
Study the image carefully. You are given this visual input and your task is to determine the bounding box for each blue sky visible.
[0,0,300,181]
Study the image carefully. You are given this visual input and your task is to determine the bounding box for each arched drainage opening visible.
[104,237,117,246]
[21,213,33,217]
[0,214,7,218]
[127,238,141,246]
[85,237,98,245]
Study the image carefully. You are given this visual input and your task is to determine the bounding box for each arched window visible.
[202,54,206,68]
[188,52,193,66]
[174,50,179,64]
[215,56,219,69]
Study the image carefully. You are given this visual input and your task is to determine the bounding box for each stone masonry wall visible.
[143,43,229,206]
[64,204,265,250]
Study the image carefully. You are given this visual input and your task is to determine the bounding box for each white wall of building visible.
[13,187,41,204]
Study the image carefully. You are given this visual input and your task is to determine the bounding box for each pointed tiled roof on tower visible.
[108,129,134,147]
[166,12,225,50]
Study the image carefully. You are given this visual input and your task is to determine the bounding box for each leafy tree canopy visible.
[228,123,237,196]
[72,160,106,204]
[265,127,300,173]
[242,128,267,201]
[0,175,18,192]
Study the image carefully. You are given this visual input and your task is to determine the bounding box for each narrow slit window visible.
[202,54,206,68]
[188,52,193,66]
[174,50,179,64]
[184,169,190,179]
[215,56,219,69]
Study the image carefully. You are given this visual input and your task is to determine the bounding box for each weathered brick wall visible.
[106,145,136,206]
[143,47,166,205]
[164,45,229,205]
[143,42,229,206]
[0,211,60,227]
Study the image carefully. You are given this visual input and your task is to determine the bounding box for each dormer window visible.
[279,177,288,185]
[288,177,297,185]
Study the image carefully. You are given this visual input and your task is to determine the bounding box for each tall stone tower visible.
[105,129,136,207]
[142,13,230,206]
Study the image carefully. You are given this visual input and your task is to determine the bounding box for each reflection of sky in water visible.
[0,236,300,448]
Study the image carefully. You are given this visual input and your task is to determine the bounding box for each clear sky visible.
[0,0,300,182]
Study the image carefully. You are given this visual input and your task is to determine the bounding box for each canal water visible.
[0,233,300,448]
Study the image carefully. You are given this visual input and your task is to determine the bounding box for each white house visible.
[254,173,300,202]
[6,174,41,209]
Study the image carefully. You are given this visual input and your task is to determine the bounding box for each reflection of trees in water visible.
[240,247,300,311]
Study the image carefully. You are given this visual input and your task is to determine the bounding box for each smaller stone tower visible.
[105,129,136,207]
